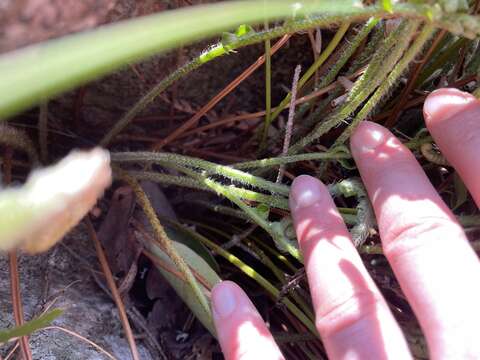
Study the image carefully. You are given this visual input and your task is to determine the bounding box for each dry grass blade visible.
[151,34,291,150]
[86,217,140,360]
[43,326,117,360]
[177,67,365,140]
[277,64,301,183]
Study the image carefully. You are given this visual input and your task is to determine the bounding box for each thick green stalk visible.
[2,1,480,119]
[335,24,436,144]
[2,0,384,120]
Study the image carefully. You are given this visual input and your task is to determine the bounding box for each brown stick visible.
[177,67,366,140]
[86,217,140,360]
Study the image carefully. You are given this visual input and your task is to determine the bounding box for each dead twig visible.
[4,147,33,360]
[86,217,140,360]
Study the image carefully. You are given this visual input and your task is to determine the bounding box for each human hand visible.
[210,88,480,359]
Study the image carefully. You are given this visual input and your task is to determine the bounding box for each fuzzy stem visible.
[118,170,212,326]
[111,152,289,195]
[233,149,351,169]
[122,169,289,209]
[201,176,302,261]
[335,24,436,144]
[292,19,382,141]
[288,19,421,154]
[316,18,379,92]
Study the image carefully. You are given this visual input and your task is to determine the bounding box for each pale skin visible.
[210,88,480,359]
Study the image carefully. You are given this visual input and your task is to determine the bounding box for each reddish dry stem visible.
[86,217,141,360]
[151,34,292,150]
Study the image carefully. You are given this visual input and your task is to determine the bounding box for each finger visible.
[211,280,284,360]
[351,121,480,358]
[423,88,480,206]
[289,175,411,359]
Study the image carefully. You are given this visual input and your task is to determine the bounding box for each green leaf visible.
[255,203,270,220]
[165,225,219,272]
[144,237,221,336]
[221,32,239,46]
[0,0,362,119]
[0,148,111,254]
[0,309,63,344]
[235,24,255,37]
[381,0,394,13]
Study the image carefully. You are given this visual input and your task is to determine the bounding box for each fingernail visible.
[424,88,477,125]
[290,175,323,210]
[212,282,236,318]
[350,121,386,154]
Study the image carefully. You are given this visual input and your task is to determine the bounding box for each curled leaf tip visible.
[0,147,112,254]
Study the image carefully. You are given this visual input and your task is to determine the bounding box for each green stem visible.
[259,22,350,150]
[288,19,421,154]
[100,15,364,147]
[123,169,289,209]
[111,152,289,195]
[233,149,351,169]
[335,24,436,144]
[170,219,317,335]
[201,176,302,262]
